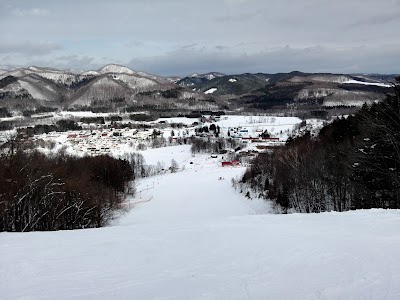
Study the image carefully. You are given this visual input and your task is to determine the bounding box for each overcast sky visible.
[1,0,399,76]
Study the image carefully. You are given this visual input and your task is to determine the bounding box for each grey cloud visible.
[180,44,198,50]
[54,55,95,67]
[223,0,252,5]
[124,41,144,48]
[215,42,261,51]
[12,8,50,17]
[1,0,399,74]
[128,45,400,76]
[28,55,98,70]
[214,10,263,22]
[0,41,61,56]
[350,11,400,27]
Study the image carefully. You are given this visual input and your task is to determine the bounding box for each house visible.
[231,160,240,166]
[262,137,280,141]
[221,160,240,167]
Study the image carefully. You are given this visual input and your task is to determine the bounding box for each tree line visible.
[240,77,400,212]
[190,136,244,157]
[17,120,82,137]
[0,150,134,232]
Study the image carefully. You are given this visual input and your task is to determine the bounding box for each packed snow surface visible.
[216,115,302,140]
[1,145,400,299]
[18,80,51,101]
[204,88,217,94]
[343,79,391,87]
[154,117,198,126]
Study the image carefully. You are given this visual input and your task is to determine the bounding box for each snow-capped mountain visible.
[81,70,100,76]
[189,72,225,80]
[98,64,136,75]
[0,64,175,108]
[97,64,169,83]
[178,72,225,87]
[0,64,22,71]
[0,65,395,112]
[179,71,393,109]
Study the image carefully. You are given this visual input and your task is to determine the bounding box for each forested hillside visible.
[241,77,400,212]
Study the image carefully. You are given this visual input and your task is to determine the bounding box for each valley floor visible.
[1,145,400,299]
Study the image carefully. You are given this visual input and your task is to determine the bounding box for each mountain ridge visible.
[0,64,396,113]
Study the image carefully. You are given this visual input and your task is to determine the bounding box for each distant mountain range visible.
[0,64,396,113]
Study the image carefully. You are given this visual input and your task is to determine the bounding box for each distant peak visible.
[81,70,100,76]
[98,64,136,75]
[189,72,225,79]
[28,66,42,71]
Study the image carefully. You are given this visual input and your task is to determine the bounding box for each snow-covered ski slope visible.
[1,145,400,299]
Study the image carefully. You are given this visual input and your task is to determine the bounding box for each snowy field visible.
[216,115,301,139]
[343,79,391,87]
[1,145,400,299]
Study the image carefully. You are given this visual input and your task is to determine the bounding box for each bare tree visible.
[170,159,179,173]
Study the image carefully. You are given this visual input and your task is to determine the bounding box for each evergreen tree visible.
[353,77,400,208]
[276,187,289,213]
